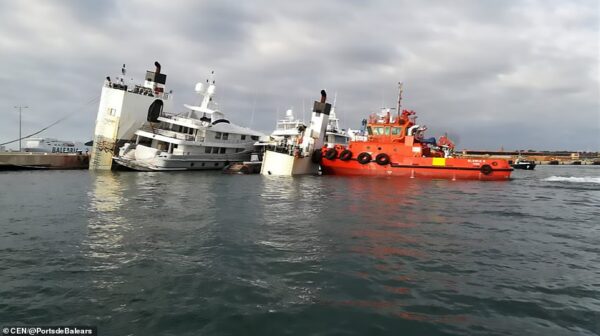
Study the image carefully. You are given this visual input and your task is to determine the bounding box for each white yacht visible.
[324,98,350,147]
[114,78,264,171]
[24,138,91,154]
[270,109,306,147]
[268,96,349,151]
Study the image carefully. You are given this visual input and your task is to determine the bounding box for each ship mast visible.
[396,82,403,119]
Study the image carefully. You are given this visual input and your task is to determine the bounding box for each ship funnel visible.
[320,90,327,103]
[154,61,161,74]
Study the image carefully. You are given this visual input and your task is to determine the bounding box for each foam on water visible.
[543,176,600,184]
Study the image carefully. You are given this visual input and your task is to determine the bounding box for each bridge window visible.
[205,147,212,153]
[220,148,226,154]
[222,133,229,140]
[385,127,390,135]
[251,136,259,141]
[375,127,384,135]
[215,132,222,139]
[212,147,219,154]
[241,135,246,140]
[367,126,373,135]
[392,127,400,135]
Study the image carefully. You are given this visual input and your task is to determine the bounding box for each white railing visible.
[155,129,195,141]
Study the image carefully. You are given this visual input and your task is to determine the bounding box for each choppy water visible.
[1,166,599,335]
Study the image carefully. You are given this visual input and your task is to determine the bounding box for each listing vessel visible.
[114,75,264,171]
[269,97,349,152]
[319,85,513,180]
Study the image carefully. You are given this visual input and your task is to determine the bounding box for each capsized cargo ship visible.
[318,85,513,181]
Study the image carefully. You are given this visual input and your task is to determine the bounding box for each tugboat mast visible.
[396,82,403,119]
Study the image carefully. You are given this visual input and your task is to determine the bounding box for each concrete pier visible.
[0,152,89,170]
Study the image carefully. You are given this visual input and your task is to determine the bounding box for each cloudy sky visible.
[1,0,598,150]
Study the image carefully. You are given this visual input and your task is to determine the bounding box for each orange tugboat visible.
[318,85,513,180]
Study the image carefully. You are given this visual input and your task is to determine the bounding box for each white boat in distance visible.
[24,138,91,154]
[114,76,264,171]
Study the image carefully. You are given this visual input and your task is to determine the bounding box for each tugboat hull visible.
[321,157,512,181]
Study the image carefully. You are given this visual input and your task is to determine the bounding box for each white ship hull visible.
[114,144,253,171]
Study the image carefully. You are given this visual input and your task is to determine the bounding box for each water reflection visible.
[250,176,329,307]
[85,172,130,281]
[321,177,468,324]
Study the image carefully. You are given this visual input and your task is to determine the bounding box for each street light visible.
[14,105,29,152]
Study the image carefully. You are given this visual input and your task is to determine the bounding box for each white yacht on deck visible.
[114,77,264,171]
[268,96,349,152]
[324,99,350,147]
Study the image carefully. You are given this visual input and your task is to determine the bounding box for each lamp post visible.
[14,105,28,152]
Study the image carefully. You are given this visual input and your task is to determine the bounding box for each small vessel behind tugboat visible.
[319,84,513,180]
[511,156,536,170]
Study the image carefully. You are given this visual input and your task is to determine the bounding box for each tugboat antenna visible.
[397,82,403,118]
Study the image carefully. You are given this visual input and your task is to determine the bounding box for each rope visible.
[0,96,99,146]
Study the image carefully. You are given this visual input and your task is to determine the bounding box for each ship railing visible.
[104,82,170,100]
[154,129,195,141]
[208,139,254,144]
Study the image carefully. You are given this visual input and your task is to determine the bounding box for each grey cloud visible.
[0,0,598,151]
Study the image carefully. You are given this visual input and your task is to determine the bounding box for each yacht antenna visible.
[397,82,403,118]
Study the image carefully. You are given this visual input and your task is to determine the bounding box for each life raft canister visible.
[325,148,338,160]
[339,149,352,161]
[357,152,372,164]
[311,149,323,163]
[480,164,493,175]
[375,153,390,165]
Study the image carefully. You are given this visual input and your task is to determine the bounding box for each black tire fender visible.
[311,149,323,163]
[339,149,352,161]
[324,148,338,160]
[481,164,493,175]
[375,153,390,165]
[357,152,372,164]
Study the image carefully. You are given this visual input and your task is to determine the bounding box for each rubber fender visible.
[481,164,493,175]
[357,152,372,164]
[324,148,338,160]
[311,149,323,163]
[375,153,390,165]
[339,149,352,161]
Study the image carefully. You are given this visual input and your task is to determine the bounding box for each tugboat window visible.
[392,127,400,135]
[385,127,391,135]
[367,126,373,135]
[375,127,384,135]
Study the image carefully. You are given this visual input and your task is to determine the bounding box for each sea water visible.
[1,166,598,335]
